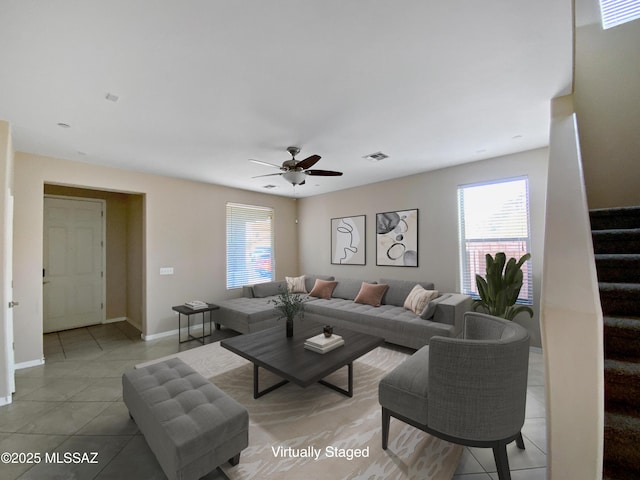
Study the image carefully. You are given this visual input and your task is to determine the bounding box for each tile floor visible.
[0,321,547,480]
[452,348,548,480]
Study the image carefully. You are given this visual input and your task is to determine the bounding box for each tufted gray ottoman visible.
[122,357,248,480]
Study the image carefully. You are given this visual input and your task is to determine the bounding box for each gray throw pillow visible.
[420,294,452,320]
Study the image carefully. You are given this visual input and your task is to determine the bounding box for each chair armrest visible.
[427,333,530,442]
[432,293,471,335]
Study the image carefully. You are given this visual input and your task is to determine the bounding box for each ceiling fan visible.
[250,146,343,186]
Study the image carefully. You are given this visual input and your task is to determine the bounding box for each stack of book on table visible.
[184,300,209,310]
[304,333,344,354]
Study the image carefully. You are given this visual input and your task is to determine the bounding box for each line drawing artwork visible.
[337,219,357,263]
[331,216,365,265]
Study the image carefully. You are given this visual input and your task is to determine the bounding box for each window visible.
[226,203,274,289]
[457,177,533,304]
[600,0,640,29]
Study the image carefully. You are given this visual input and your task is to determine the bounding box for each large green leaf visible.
[473,252,533,320]
[476,274,490,303]
[505,305,534,320]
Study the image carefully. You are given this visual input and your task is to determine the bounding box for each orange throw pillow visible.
[354,282,389,307]
[308,279,338,299]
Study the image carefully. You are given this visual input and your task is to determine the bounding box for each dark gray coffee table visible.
[220,321,384,399]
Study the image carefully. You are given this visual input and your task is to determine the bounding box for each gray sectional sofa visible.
[213,275,471,350]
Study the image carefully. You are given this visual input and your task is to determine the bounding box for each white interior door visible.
[43,197,105,333]
[4,194,15,394]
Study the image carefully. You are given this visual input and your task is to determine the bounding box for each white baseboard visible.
[15,358,45,370]
[0,395,12,406]
[103,316,128,324]
[141,329,176,341]
[142,323,209,342]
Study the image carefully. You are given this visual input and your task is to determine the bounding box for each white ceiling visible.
[0,1,573,198]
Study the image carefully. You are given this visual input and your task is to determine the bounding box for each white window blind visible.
[226,203,274,289]
[600,0,640,29]
[457,177,533,304]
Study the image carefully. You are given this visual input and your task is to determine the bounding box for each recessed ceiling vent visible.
[363,151,389,162]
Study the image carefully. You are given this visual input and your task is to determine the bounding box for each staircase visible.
[590,207,640,480]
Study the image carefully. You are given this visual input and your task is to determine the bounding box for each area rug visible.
[139,342,462,480]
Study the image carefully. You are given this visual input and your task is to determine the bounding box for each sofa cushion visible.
[305,298,457,346]
[380,278,436,306]
[216,297,277,324]
[354,282,389,307]
[404,285,439,315]
[252,280,286,298]
[420,293,452,320]
[333,277,374,300]
[308,279,338,299]
[304,274,335,294]
[286,275,307,293]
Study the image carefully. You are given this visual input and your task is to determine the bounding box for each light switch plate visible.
[160,267,174,275]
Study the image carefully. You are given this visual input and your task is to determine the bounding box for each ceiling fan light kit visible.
[250,146,343,186]
[282,171,307,186]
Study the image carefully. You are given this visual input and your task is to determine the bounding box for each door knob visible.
[8,301,19,308]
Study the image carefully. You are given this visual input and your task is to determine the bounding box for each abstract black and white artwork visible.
[376,209,418,267]
[331,215,366,265]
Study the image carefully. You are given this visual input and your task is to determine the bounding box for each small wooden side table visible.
[172,303,220,344]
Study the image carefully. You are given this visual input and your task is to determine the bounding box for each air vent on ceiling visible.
[363,151,389,162]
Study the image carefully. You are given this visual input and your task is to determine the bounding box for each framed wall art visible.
[331,215,366,265]
[376,209,418,267]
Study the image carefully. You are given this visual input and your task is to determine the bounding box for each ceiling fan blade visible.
[305,169,343,176]
[249,159,283,169]
[251,172,284,178]
[296,155,321,170]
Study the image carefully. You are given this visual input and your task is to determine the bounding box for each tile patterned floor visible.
[1,321,547,479]
[1,321,236,480]
[453,348,547,480]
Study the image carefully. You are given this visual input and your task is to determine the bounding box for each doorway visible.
[43,196,105,333]
[42,184,145,336]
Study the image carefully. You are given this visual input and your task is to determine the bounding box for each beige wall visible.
[574,0,640,208]
[127,194,145,330]
[13,152,298,364]
[297,148,548,347]
[542,95,604,479]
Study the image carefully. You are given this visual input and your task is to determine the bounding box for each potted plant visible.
[270,287,308,337]
[473,252,534,320]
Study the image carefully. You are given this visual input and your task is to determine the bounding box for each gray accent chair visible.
[378,312,530,480]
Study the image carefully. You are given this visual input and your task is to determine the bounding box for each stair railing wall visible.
[541,95,604,479]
